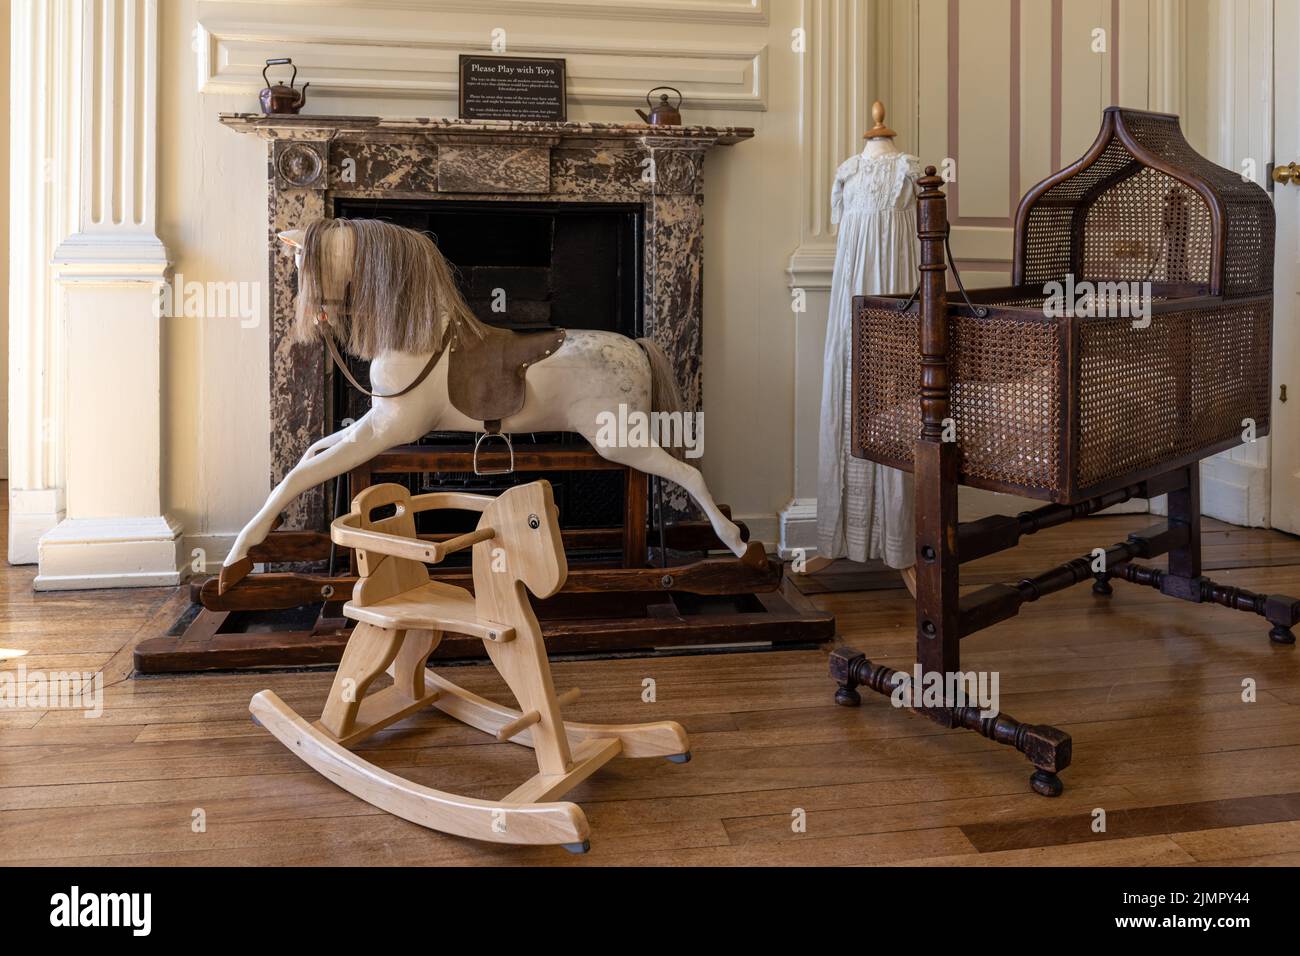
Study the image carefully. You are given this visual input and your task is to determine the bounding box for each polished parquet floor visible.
[1,482,1298,866]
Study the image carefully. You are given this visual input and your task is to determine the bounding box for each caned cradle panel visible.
[1074,299,1271,491]
[850,299,1271,501]
[851,305,1064,494]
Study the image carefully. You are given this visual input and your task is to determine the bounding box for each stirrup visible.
[473,429,514,476]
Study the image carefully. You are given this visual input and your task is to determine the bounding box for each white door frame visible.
[1269,0,1300,533]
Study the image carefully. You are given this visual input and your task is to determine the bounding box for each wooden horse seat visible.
[447,324,567,426]
[250,479,689,851]
[342,580,515,643]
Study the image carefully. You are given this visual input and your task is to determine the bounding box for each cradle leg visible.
[1030,770,1064,797]
[830,647,863,706]
[830,649,1073,795]
[1134,466,1300,646]
[1165,465,1202,579]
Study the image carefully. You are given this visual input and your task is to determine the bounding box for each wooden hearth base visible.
[133,578,833,674]
[137,446,834,673]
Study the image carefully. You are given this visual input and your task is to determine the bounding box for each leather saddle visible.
[447,324,566,430]
[447,324,566,474]
[323,304,565,475]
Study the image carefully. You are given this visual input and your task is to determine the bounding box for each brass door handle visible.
[1273,162,1300,186]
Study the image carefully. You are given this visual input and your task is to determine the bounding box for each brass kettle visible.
[260,58,309,115]
[636,86,683,126]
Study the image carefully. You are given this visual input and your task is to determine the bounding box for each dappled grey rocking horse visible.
[219,217,765,594]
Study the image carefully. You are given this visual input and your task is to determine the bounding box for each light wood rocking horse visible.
[250,478,691,851]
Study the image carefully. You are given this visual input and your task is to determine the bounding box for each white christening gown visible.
[816,148,920,567]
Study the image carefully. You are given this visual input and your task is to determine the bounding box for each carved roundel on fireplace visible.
[274,141,327,190]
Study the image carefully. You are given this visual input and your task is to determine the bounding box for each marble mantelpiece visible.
[220,113,754,529]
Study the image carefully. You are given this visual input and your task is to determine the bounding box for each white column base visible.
[35,515,186,591]
[8,488,67,565]
[777,497,820,559]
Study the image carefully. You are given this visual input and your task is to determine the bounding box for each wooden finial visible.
[864,100,897,140]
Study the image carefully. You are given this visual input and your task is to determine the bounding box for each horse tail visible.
[635,337,686,460]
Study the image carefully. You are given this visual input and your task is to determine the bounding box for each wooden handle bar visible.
[495,688,581,742]
[330,516,495,565]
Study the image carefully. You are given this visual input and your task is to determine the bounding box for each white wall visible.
[159,0,802,560]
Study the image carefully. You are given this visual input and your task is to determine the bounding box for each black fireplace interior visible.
[329,199,645,558]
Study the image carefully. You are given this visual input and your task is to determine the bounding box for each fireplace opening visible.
[328,198,646,559]
[333,198,643,335]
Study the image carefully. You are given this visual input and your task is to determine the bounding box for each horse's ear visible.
[277,229,306,249]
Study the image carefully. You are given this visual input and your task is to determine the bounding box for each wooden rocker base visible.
[250,673,689,849]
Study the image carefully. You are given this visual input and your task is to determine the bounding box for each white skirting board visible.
[35,516,187,591]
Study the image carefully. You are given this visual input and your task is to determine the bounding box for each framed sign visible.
[458,55,568,122]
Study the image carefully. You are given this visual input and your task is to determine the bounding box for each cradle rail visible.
[831,165,1295,797]
[849,290,1272,503]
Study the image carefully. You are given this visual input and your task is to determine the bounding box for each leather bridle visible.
[316,283,443,400]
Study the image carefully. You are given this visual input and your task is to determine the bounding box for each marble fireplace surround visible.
[220,114,755,530]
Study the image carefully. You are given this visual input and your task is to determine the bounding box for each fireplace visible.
[219,114,754,531]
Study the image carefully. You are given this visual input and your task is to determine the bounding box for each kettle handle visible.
[263,57,297,89]
[646,86,682,109]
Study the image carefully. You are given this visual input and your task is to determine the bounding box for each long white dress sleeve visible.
[816,150,921,567]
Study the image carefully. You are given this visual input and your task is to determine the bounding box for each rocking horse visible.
[251,478,691,850]
[218,216,764,596]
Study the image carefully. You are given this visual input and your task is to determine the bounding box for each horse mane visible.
[292,217,485,360]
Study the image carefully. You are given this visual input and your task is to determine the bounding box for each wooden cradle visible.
[830,107,1294,796]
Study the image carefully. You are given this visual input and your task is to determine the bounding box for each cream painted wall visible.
[159,0,801,559]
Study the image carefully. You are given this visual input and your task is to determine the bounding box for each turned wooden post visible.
[913,167,961,685]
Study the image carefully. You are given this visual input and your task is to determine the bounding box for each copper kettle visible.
[636,87,683,125]
[260,58,309,115]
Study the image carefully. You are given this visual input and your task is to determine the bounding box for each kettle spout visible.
[294,82,310,107]
[635,108,650,123]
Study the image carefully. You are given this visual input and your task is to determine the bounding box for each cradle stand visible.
[251,480,690,850]
[831,159,1297,797]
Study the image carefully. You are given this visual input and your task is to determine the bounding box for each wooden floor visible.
[2,482,1298,866]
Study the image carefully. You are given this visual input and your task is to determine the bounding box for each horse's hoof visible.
[218,556,254,594]
[739,541,768,570]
